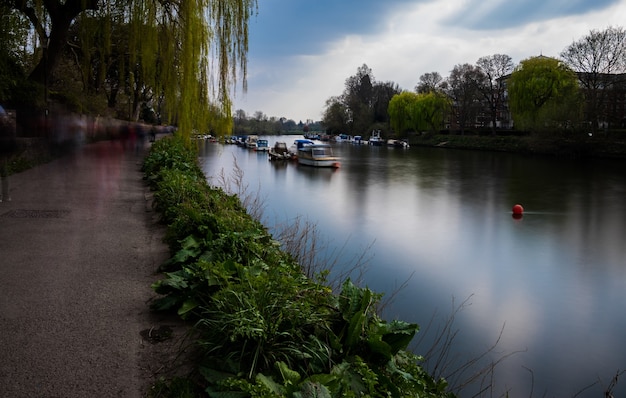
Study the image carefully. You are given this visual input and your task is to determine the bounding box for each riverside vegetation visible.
[142,135,456,397]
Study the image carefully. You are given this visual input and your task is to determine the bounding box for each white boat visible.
[387,139,410,149]
[368,130,384,146]
[245,135,258,149]
[352,135,365,145]
[334,134,349,142]
[297,144,341,168]
[255,139,269,151]
[289,139,315,157]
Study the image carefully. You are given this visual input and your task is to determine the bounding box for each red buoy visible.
[512,204,524,215]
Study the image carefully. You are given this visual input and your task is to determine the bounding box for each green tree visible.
[508,56,581,132]
[322,65,400,136]
[560,26,626,131]
[3,0,257,143]
[322,96,351,135]
[388,91,419,135]
[414,91,451,133]
[0,4,34,105]
[389,91,450,134]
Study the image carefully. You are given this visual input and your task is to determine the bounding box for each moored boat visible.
[368,130,384,146]
[255,139,269,151]
[297,144,340,168]
[387,139,410,148]
[245,135,258,149]
[268,141,291,160]
[289,139,315,158]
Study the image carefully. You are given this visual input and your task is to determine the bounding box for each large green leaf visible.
[256,373,284,395]
[177,299,198,317]
[345,312,366,350]
[381,320,418,354]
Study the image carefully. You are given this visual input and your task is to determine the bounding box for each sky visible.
[232,0,626,123]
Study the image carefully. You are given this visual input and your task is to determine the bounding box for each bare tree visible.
[415,71,445,94]
[476,54,514,135]
[560,26,626,131]
[446,63,485,135]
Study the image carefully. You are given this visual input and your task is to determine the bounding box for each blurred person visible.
[0,104,16,202]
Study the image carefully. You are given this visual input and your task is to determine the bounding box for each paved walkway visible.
[0,140,172,397]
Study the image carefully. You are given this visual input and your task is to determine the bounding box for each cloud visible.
[445,0,620,29]
[248,0,422,56]
[235,0,626,122]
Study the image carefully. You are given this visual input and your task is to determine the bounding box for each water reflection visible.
[198,136,626,397]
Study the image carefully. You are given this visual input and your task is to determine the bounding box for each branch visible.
[9,0,48,43]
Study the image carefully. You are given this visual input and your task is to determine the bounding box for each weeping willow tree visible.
[5,0,257,144]
[507,56,582,133]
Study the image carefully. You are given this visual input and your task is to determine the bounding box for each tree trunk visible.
[22,0,99,85]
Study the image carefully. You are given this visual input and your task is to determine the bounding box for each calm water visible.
[197,136,626,397]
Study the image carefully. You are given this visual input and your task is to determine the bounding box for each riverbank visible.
[409,132,626,159]
[141,135,456,397]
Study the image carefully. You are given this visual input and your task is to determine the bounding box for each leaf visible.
[204,387,248,398]
[345,312,366,350]
[177,299,198,317]
[381,320,418,354]
[276,361,301,384]
[149,295,180,312]
[256,373,285,395]
[199,366,236,384]
[366,338,392,362]
[296,381,332,398]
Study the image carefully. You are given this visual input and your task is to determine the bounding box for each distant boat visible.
[268,141,291,160]
[289,139,315,158]
[304,133,321,140]
[368,130,384,146]
[297,143,340,168]
[387,139,410,149]
[334,134,351,143]
[245,135,258,149]
[255,139,269,151]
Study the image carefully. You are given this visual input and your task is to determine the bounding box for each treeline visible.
[320,26,626,139]
[232,110,324,135]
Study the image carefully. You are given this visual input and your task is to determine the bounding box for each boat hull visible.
[297,144,340,168]
[297,157,340,168]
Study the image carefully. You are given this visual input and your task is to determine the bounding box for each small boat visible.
[368,130,384,146]
[387,139,410,149]
[297,144,340,168]
[255,139,269,151]
[304,133,321,140]
[289,139,315,158]
[268,141,291,160]
[352,135,365,145]
[235,136,248,146]
[334,134,350,143]
[245,135,258,149]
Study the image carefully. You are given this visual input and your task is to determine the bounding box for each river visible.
[197,135,626,397]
